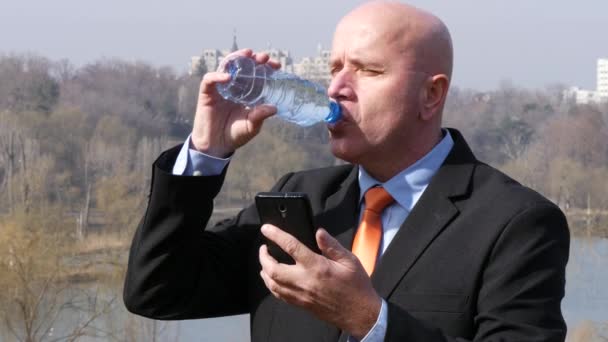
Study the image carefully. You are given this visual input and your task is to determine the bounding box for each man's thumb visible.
[316,228,351,263]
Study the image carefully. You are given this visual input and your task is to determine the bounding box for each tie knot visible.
[364,187,394,213]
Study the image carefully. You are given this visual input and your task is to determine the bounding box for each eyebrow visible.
[330,55,385,70]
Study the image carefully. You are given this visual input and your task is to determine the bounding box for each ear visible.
[419,74,449,121]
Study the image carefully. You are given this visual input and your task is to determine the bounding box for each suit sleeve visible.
[384,203,570,341]
[123,145,292,320]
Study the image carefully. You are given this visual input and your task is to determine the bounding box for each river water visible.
[562,238,608,328]
[3,238,606,341]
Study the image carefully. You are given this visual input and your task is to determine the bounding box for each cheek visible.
[359,95,404,129]
[364,120,395,144]
[358,99,416,145]
[352,78,419,137]
[360,81,407,112]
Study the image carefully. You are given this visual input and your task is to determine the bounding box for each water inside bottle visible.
[262,74,331,126]
[216,56,341,126]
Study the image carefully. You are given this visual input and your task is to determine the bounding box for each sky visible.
[1,0,607,90]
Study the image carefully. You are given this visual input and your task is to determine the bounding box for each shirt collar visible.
[358,129,454,211]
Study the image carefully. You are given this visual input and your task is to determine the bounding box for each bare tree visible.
[0,220,114,342]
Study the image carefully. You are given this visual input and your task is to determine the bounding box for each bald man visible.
[124,2,570,341]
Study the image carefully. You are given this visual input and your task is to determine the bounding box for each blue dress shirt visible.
[172,131,454,341]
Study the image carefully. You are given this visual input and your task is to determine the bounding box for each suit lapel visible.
[331,129,476,341]
[371,188,459,297]
[371,129,477,298]
[315,166,360,250]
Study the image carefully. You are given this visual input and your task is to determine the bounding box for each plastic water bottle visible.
[215,55,342,126]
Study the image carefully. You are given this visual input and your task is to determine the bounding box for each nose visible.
[327,70,354,101]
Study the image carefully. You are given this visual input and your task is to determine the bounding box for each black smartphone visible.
[255,192,320,264]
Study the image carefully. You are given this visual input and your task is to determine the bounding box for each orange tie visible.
[352,187,394,276]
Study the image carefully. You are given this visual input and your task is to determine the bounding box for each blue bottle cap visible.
[324,101,342,124]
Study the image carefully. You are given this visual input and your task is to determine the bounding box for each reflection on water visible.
[563,238,608,333]
[3,239,605,341]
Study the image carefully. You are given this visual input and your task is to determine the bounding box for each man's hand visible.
[259,224,382,340]
[191,49,279,158]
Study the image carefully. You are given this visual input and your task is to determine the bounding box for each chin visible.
[329,138,361,165]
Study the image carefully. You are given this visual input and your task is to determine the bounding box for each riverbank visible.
[1,224,606,341]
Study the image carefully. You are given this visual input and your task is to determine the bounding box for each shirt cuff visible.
[348,299,388,342]
[172,135,231,176]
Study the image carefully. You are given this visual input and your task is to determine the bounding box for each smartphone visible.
[255,192,320,264]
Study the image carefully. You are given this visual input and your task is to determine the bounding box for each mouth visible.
[335,103,353,120]
[327,116,349,132]
[326,102,355,131]
[327,103,350,130]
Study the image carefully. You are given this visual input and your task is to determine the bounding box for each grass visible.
[72,232,131,255]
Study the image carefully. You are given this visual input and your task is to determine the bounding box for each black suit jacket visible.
[124,129,570,341]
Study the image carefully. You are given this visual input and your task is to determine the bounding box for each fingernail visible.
[261,224,271,234]
[316,227,326,237]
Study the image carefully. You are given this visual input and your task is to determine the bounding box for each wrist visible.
[190,135,233,158]
[349,293,382,340]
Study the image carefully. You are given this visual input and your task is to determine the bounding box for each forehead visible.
[330,16,409,63]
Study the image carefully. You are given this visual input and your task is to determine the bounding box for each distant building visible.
[292,44,332,85]
[190,33,295,76]
[190,49,219,75]
[567,86,603,105]
[190,38,332,85]
[190,31,240,76]
[265,48,294,74]
[597,58,608,99]
[567,58,608,104]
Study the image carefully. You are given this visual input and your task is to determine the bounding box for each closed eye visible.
[359,68,382,76]
[330,65,342,76]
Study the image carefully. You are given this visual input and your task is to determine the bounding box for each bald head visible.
[337,1,453,80]
[327,1,454,177]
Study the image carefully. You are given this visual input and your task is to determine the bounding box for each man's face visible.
[327,18,425,166]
